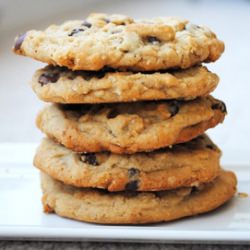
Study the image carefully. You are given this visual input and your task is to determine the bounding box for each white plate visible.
[0,143,249,243]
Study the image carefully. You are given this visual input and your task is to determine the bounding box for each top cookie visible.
[13,13,224,71]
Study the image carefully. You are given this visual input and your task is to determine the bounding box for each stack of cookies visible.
[14,13,237,224]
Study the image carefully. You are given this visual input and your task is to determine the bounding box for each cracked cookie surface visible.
[41,170,237,224]
[34,134,221,192]
[31,65,219,103]
[14,13,224,71]
[36,96,226,153]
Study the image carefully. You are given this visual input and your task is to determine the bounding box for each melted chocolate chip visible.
[14,33,26,51]
[68,28,85,36]
[107,109,119,119]
[128,168,140,178]
[168,101,180,117]
[211,102,227,113]
[82,21,92,28]
[125,180,138,191]
[190,186,199,194]
[38,71,60,86]
[80,153,99,166]
[147,36,160,44]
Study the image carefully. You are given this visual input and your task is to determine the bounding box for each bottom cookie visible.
[41,170,237,224]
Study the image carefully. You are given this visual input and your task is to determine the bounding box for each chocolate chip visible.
[168,101,180,117]
[68,28,85,36]
[191,186,199,194]
[14,33,26,51]
[211,101,227,113]
[80,153,99,166]
[147,36,160,44]
[128,168,139,178]
[82,21,92,28]
[125,180,138,191]
[38,71,60,86]
[107,109,119,119]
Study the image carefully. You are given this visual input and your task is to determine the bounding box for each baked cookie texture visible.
[13,12,236,225]
[36,96,226,154]
[41,170,237,224]
[34,134,221,192]
[31,65,219,103]
[14,13,224,71]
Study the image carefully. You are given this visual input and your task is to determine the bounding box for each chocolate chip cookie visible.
[36,96,226,153]
[34,134,221,192]
[31,65,219,103]
[41,170,237,224]
[14,13,224,71]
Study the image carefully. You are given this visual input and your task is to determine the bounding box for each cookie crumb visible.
[238,192,248,198]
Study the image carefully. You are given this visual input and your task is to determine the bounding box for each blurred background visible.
[0,0,249,164]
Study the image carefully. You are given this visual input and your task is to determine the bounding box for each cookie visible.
[14,13,224,71]
[31,65,219,103]
[41,170,237,224]
[34,134,221,192]
[36,96,226,154]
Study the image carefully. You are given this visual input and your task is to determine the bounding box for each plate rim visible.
[0,226,250,243]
